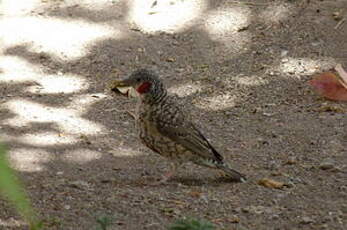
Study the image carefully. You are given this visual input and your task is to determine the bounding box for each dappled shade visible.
[0,0,346,229]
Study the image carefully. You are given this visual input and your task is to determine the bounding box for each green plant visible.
[0,144,42,230]
[169,217,215,230]
[95,215,113,230]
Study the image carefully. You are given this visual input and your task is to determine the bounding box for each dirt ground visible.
[0,0,346,229]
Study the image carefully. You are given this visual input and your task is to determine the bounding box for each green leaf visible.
[0,144,42,230]
[95,215,113,230]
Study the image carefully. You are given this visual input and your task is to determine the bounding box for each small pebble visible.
[319,159,335,170]
[281,58,289,63]
[271,214,279,220]
[285,157,297,165]
[280,50,288,57]
[301,216,314,224]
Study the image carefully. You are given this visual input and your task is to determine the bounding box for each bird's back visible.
[136,95,225,166]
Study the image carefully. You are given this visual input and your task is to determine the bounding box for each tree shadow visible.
[1,0,347,229]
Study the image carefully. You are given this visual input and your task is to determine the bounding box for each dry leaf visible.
[170,200,186,206]
[309,71,347,101]
[316,105,345,113]
[166,57,176,62]
[211,218,224,224]
[227,216,240,223]
[189,191,202,198]
[258,178,285,189]
[111,85,138,98]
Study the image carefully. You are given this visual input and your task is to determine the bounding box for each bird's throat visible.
[137,82,151,94]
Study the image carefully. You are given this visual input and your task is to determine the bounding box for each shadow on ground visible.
[0,0,346,229]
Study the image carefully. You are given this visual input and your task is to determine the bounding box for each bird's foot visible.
[147,171,174,186]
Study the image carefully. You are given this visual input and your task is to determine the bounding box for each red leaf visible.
[309,72,347,101]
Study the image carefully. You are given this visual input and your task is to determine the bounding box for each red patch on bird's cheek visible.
[137,82,151,94]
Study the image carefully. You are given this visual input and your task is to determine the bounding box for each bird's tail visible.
[217,163,246,182]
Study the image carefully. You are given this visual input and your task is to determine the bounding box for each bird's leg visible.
[151,162,178,185]
[160,162,178,183]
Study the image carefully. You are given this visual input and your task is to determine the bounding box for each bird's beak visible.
[110,79,128,94]
[111,79,128,88]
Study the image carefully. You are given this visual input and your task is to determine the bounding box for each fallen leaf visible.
[284,157,297,165]
[166,57,176,62]
[115,86,131,95]
[189,191,202,198]
[170,200,186,207]
[227,216,240,223]
[211,218,224,224]
[309,71,347,101]
[316,105,345,113]
[111,84,138,98]
[258,178,285,189]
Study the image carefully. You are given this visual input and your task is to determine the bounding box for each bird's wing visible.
[155,105,224,163]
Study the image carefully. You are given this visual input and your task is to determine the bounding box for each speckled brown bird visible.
[112,69,246,183]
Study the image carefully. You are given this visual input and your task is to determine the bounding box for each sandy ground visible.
[0,0,346,229]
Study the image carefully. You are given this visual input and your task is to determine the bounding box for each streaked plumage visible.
[112,69,246,183]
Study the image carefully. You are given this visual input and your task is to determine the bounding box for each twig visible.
[335,16,346,30]
[228,1,269,6]
[126,110,136,119]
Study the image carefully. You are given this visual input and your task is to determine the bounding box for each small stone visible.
[251,206,266,214]
[271,214,279,220]
[332,11,342,21]
[320,224,329,229]
[319,159,335,170]
[341,204,347,214]
[285,181,295,188]
[241,207,250,213]
[301,216,314,224]
[266,160,280,170]
[285,157,297,165]
[234,207,242,213]
[281,58,289,63]
[237,24,249,32]
[69,180,90,190]
[243,205,272,215]
[322,216,332,223]
[166,57,175,62]
[280,50,288,57]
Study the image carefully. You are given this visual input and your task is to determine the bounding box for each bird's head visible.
[111,69,166,103]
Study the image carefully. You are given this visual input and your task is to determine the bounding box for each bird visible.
[111,69,246,183]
